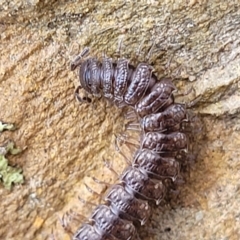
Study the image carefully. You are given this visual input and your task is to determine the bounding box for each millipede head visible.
[74,86,92,103]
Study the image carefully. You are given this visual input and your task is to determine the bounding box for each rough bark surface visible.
[0,0,240,240]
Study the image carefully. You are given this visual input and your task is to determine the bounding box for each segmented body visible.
[140,103,187,132]
[71,48,192,240]
[141,132,187,153]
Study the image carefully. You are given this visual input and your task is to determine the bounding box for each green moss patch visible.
[0,122,24,190]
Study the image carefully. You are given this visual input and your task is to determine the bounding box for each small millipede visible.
[68,43,199,240]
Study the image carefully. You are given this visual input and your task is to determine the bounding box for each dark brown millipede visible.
[69,46,197,240]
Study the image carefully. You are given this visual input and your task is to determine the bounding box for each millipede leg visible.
[125,122,141,132]
[70,209,89,223]
[114,137,132,165]
[116,133,140,148]
[75,86,92,103]
[145,39,156,63]
[175,88,202,108]
[134,39,145,61]
[58,212,74,235]
[135,231,141,240]
[70,47,90,70]
[115,36,124,59]
[136,39,144,56]
[185,95,202,108]
[78,195,98,208]
[91,176,111,187]
[49,228,56,240]
[173,175,185,185]
[114,100,126,108]
[124,109,137,120]
[175,86,194,98]
[84,183,102,198]
[102,158,120,177]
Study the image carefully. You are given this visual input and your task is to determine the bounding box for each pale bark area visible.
[0,0,240,239]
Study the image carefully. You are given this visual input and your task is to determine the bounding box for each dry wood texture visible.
[0,0,240,239]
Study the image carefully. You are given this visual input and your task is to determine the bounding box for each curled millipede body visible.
[141,132,187,153]
[70,47,197,240]
[133,149,179,181]
[73,48,175,112]
[105,184,151,225]
[139,103,187,133]
[135,79,176,118]
[120,166,166,205]
[90,204,136,240]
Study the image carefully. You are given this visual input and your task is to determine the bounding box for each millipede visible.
[67,42,200,240]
